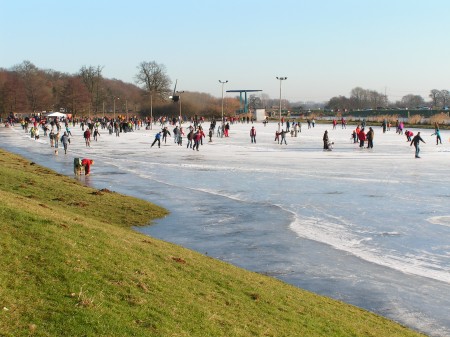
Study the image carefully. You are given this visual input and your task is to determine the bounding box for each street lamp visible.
[176,90,185,127]
[143,92,154,129]
[150,92,153,129]
[113,96,120,121]
[219,80,228,123]
[276,77,287,131]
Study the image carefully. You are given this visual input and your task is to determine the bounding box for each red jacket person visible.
[81,158,94,175]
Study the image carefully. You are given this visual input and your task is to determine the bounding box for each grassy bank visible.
[0,149,425,337]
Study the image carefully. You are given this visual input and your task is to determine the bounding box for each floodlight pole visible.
[176,91,185,127]
[113,96,119,121]
[219,80,228,123]
[276,77,287,132]
[150,93,153,129]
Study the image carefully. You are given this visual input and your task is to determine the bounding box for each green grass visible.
[0,149,426,337]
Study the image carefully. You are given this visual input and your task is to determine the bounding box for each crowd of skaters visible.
[4,112,446,166]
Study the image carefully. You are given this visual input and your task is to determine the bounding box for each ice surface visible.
[1,119,450,337]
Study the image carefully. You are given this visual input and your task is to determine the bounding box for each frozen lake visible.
[1,120,450,336]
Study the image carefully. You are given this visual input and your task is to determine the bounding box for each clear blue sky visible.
[1,0,449,103]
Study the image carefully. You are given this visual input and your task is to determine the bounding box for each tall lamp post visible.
[219,80,228,123]
[150,92,153,129]
[276,77,287,131]
[113,96,120,121]
[176,90,185,127]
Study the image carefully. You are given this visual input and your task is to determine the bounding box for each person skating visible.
[151,132,162,148]
[382,120,387,133]
[366,127,374,149]
[323,130,329,150]
[208,128,213,142]
[161,127,171,144]
[177,127,184,146]
[405,130,414,142]
[198,126,205,145]
[93,128,100,141]
[186,129,194,148]
[84,129,91,147]
[250,126,256,143]
[54,131,60,149]
[224,122,230,137]
[294,122,300,136]
[274,130,280,144]
[358,128,366,147]
[431,129,442,145]
[352,130,358,143]
[49,130,55,147]
[173,126,179,143]
[193,130,203,151]
[410,131,425,158]
[60,132,70,155]
[279,129,288,145]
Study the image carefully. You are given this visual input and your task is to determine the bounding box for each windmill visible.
[169,79,179,102]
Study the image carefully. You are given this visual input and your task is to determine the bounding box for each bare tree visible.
[439,90,450,108]
[366,90,385,109]
[401,94,424,108]
[60,77,91,117]
[0,70,27,114]
[429,89,440,107]
[249,94,262,110]
[350,87,367,109]
[326,96,351,111]
[79,65,103,112]
[13,60,43,112]
[135,61,171,101]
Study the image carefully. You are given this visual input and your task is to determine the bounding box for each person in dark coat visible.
[323,130,329,150]
[410,132,425,158]
[161,127,171,144]
[366,127,374,148]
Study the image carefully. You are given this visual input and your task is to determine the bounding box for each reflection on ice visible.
[428,216,450,228]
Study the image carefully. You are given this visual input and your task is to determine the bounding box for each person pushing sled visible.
[74,158,95,175]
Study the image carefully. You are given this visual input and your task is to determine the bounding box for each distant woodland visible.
[0,60,244,119]
[1,60,448,120]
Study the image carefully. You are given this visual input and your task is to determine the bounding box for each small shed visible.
[46,112,67,118]
[253,109,267,122]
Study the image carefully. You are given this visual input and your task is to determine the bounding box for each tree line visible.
[326,87,450,112]
[0,60,242,119]
[1,60,448,119]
